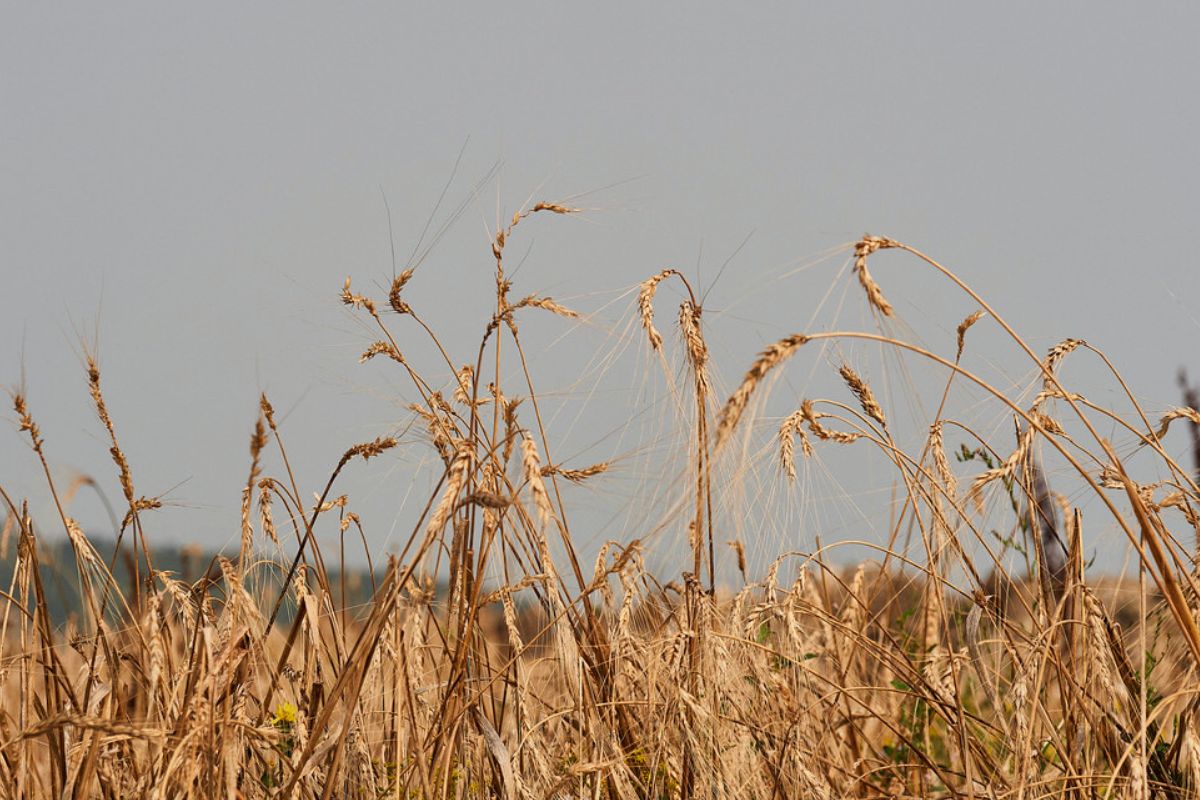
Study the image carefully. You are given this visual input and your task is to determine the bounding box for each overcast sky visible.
[3,4,1198,576]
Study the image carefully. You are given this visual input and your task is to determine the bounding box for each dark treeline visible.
[0,535,390,626]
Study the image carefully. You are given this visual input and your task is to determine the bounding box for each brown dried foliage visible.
[3,222,1199,800]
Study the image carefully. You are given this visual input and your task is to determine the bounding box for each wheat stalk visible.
[715,333,810,447]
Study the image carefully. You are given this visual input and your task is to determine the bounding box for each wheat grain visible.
[638,269,678,352]
[521,433,553,530]
[511,294,580,319]
[678,300,710,398]
[853,235,899,316]
[1153,406,1200,439]
[359,340,405,364]
[340,276,377,316]
[838,363,887,428]
[541,461,609,483]
[801,399,862,444]
[388,268,415,314]
[716,333,810,446]
[779,409,812,480]
[955,309,986,360]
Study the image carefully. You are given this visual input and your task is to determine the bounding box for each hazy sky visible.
[3,4,1198,574]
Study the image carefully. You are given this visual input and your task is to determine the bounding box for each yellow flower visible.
[272,702,298,727]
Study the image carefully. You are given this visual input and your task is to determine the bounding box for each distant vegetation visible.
[0,537,387,627]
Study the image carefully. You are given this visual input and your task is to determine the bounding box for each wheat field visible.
[3,210,1200,799]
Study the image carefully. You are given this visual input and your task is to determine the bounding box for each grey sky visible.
[3,4,1198,575]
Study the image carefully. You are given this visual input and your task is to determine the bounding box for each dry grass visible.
[3,216,1200,800]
